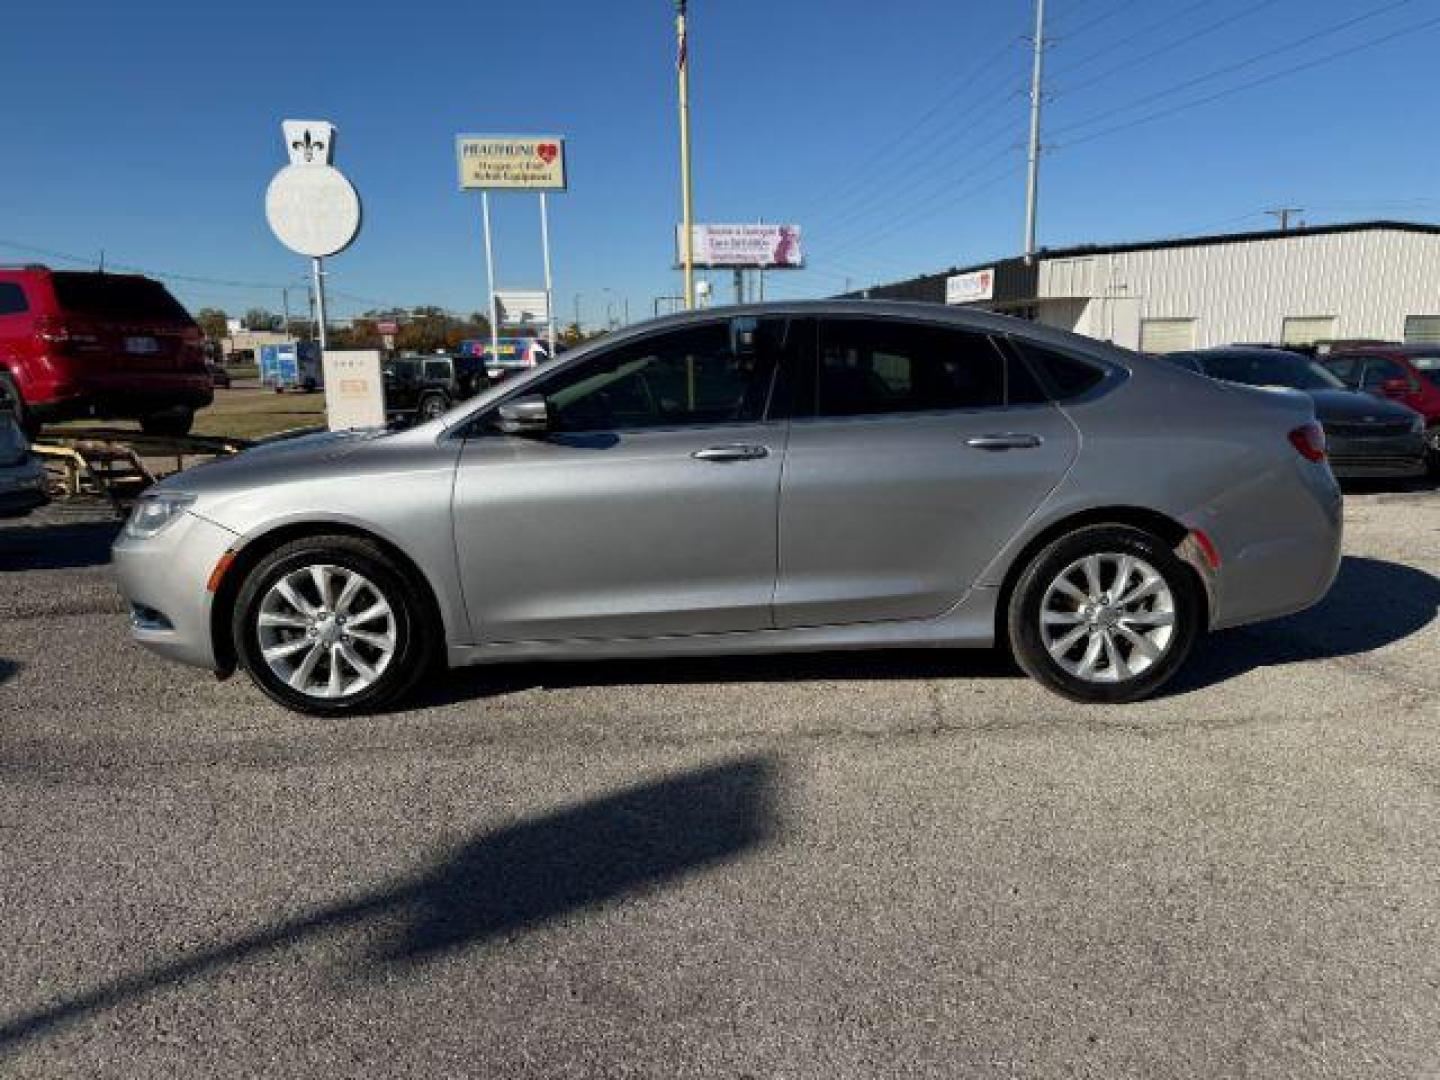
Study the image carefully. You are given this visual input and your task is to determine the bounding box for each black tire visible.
[232,534,437,716]
[140,407,195,438]
[302,378,318,393]
[417,393,449,422]
[1425,426,1440,477]
[0,372,40,441]
[1006,524,1203,704]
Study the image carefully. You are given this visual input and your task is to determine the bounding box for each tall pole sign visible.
[675,1,696,309]
[264,120,362,349]
[456,135,566,359]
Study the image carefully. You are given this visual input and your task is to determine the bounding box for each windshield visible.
[1200,351,1346,391]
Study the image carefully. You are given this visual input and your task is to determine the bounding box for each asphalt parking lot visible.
[1,486,1437,1078]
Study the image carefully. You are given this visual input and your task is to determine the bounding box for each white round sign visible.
[265,164,362,257]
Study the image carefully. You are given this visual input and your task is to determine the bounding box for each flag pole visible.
[676,1,695,310]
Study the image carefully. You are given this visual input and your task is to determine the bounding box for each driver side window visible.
[540,322,775,433]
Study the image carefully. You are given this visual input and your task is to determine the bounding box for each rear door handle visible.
[965,433,1043,451]
[692,444,770,462]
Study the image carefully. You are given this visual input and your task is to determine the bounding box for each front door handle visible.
[965,433,1043,451]
[692,444,770,462]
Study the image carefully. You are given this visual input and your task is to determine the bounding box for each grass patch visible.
[48,386,326,443]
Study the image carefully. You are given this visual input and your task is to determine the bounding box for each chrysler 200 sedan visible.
[113,303,1342,715]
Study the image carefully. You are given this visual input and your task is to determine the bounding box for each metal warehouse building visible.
[849,221,1440,354]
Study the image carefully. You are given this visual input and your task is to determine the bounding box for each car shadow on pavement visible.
[420,647,1021,706]
[0,756,778,1052]
[0,520,120,571]
[420,555,1434,706]
[1170,555,1440,694]
[0,658,18,686]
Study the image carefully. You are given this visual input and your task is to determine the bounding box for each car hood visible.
[1305,389,1418,424]
[154,426,395,495]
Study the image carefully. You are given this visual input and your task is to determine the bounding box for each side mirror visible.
[495,394,550,435]
[1380,377,1411,396]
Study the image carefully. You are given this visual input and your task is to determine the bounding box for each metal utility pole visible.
[573,293,582,333]
[1023,0,1047,264]
[311,257,328,350]
[1264,207,1304,231]
[676,1,696,309]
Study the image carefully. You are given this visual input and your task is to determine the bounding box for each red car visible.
[0,266,213,439]
[1324,344,1440,472]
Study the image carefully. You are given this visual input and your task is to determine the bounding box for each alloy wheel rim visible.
[256,564,396,699]
[1039,552,1176,684]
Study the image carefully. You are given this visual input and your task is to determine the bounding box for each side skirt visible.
[447,587,1000,668]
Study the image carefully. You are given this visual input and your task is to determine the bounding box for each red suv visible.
[0,266,213,439]
[1324,344,1440,473]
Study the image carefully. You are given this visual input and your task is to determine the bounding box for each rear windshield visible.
[50,273,193,323]
[1199,351,1345,391]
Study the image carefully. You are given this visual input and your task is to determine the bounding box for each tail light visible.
[1288,421,1327,463]
[34,315,102,354]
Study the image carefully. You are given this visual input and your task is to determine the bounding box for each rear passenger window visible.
[1012,341,1106,399]
[814,320,1023,417]
[0,283,28,315]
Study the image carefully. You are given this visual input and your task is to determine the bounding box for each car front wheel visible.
[1007,524,1203,704]
[233,535,436,715]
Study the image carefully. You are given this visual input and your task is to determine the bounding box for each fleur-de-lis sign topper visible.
[281,119,337,168]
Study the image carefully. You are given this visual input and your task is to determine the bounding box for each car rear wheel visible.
[140,407,195,438]
[1007,524,1203,704]
[233,535,437,716]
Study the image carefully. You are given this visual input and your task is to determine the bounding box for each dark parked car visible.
[382,354,488,422]
[1323,345,1440,472]
[0,266,212,438]
[1167,346,1426,479]
[206,361,232,390]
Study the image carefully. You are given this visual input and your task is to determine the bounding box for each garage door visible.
[1404,315,1440,344]
[1281,316,1336,346]
[1138,318,1196,354]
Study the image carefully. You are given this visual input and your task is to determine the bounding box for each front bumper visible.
[112,511,239,671]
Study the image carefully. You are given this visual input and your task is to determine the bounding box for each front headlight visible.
[124,492,197,539]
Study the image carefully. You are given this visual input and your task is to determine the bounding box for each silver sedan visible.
[113,303,1342,714]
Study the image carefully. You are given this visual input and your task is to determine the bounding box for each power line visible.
[1055,10,1440,150]
[797,32,1027,226]
[1053,0,1416,139]
[821,151,1025,266]
[1053,0,1287,97]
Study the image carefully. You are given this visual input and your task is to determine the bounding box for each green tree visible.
[242,308,280,331]
[195,308,229,340]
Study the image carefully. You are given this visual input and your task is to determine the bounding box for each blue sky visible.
[3,1,1438,328]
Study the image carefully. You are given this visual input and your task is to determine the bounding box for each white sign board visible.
[322,350,386,431]
[678,223,804,268]
[495,289,550,327]
[946,267,995,305]
[456,136,567,190]
[266,119,362,258]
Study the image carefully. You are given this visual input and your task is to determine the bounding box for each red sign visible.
[376,321,399,335]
